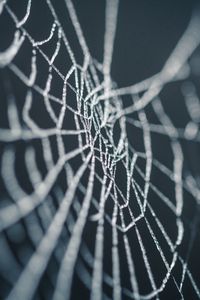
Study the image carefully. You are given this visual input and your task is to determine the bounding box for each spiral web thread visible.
[0,0,200,299]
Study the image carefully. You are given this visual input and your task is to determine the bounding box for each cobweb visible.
[0,0,200,299]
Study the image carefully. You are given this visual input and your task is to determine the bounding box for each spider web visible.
[0,0,200,299]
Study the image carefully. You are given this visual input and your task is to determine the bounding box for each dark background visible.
[0,0,200,299]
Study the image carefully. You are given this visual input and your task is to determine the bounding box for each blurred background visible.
[0,0,200,299]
